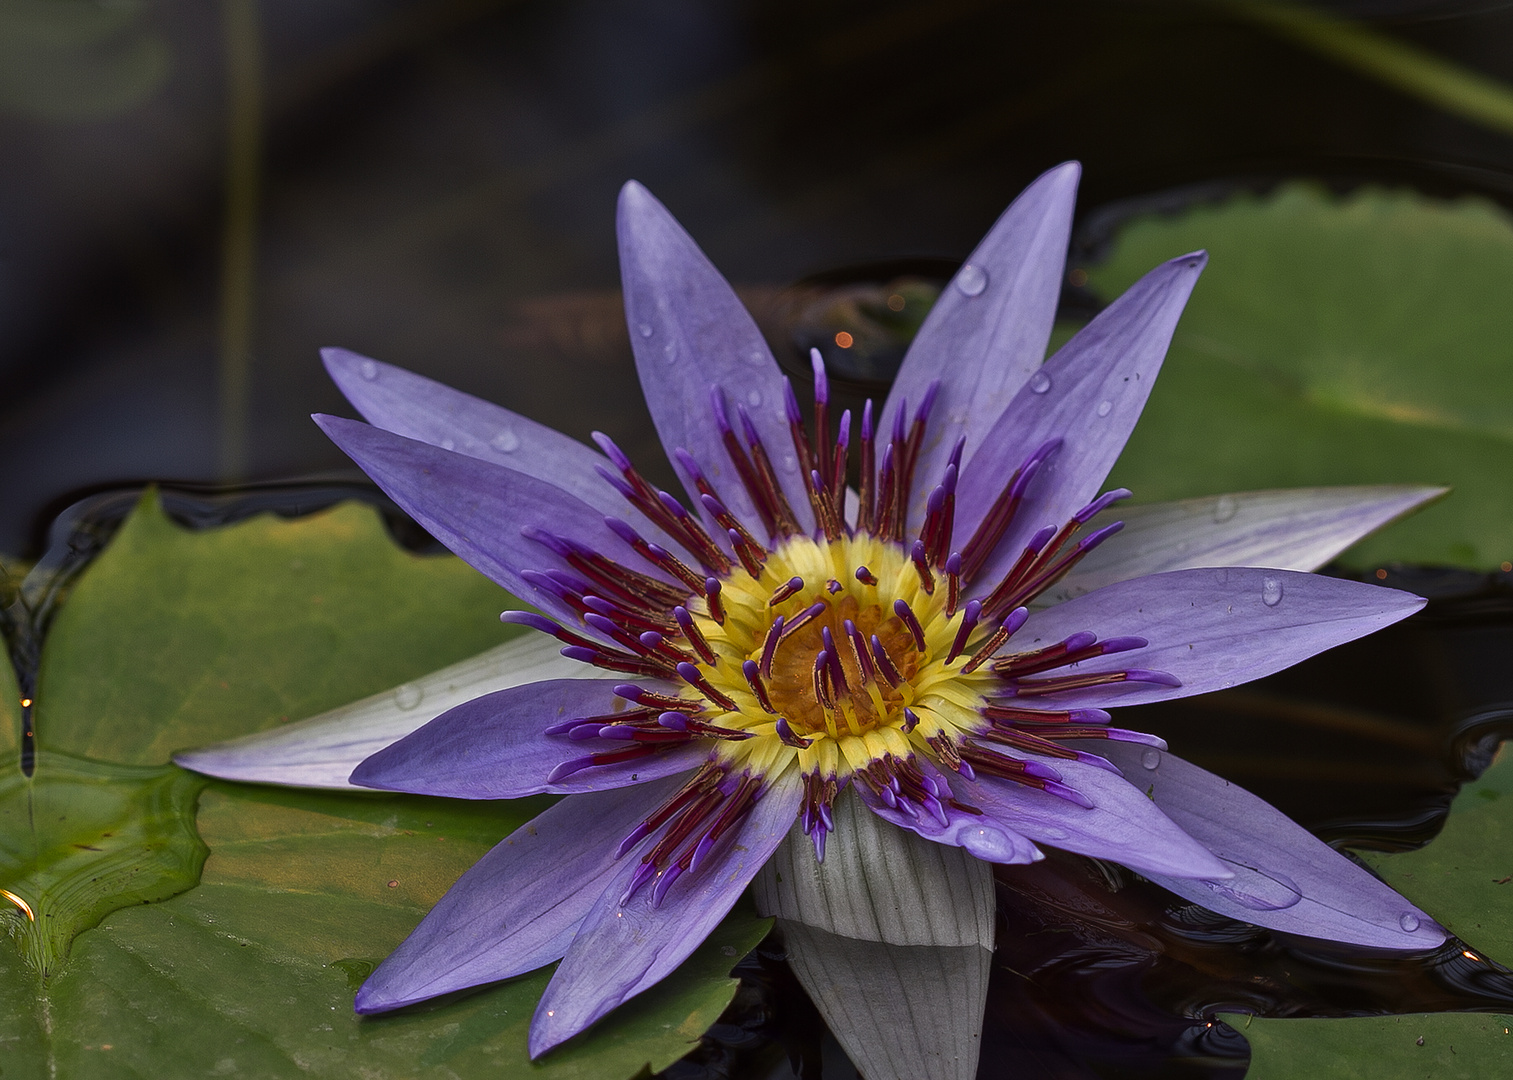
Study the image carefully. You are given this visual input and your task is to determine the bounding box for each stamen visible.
[500,610,603,653]
[910,539,935,594]
[811,350,831,492]
[769,576,805,607]
[947,599,982,663]
[785,378,816,486]
[820,627,850,695]
[672,605,719,665]
[1004,668,1182,697]
[994,634,1147,678]
[810,469,843,541]
[707,391,781,539]
[742,660,778,713]
[980,705,1113,725]
[700,492,767,574]
[613,683,704,713]
[559,645,672,678]
[959,437,1061,581]
[826,578,843,594]
[843,619,874,681]
[857,399,876,534]
[854,565,879,587]
[776,716,812,748]
[869,634,904,687]
[656,490,731,574]
[736,404,803,538]
[901,707,920,733]
[545,706,657,736]
[675,662,739,710]
[812,651,835,709]
[961,607,1030,674]
[705,577,725,624]
[603,517,706,592]
[944,551,962,616]
[548,744,662,783]
[778,601,827,642]
[892,599,926,651]
[830,410,851,520]
[759,615,785,677]
[1075,488,1132,523]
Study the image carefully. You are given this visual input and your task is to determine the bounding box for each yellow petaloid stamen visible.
[689,534,996,783]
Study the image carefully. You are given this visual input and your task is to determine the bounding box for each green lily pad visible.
[1221,1011,1513,1080]
[1088,183,1513,570]
[0,493,768,1078]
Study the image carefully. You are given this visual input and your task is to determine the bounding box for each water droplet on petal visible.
[1212,495,1239,523]
[1141,748,1161,770]
[1096,399,1112,418]
[1400,912,1421,932]
[637,322,654,338]
[1029,370,1052,394]
[1261,577,1284,607]
[440,438,455,452]
[747,389,763,407]
[490,427,520,453]
[392,683,423,710]
[955,264,988,297]
[1202,865,1301,911]
[359,360,378,381]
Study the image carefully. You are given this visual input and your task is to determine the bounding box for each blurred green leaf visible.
[1088,184,1513,570]
[1,494,763,1078]
[1221,1010,1513,1079]
[0,0,171,122]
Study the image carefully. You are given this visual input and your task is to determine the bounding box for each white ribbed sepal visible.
[781,920,990,1080]
[173,631,604,788]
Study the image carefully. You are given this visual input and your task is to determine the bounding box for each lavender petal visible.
[882,162,1080,530]
[950,757,1232,880]
[314,415,682,626]
[617,182,814,536]
[527,767,802,1056]
[1014,567,1425,708]
[1083,743,1445,949]
[959,253,1206,585]
[350,679,709,798]
[354,775,692,1013]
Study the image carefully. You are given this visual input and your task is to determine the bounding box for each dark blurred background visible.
[7,0,1513,557]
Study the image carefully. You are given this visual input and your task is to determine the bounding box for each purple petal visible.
[315,414,683,625]
[174,632,599,789]
[323,349,690,554]
[350,679,709,797]
[855,761,1041,865]
[950,758,1231,880]
[1012,567,1424,708]
[882,162,1079,531]
[1047,485,1448,603]
[1083,743,1445,949]
[616,182,813,536]
[354,776,692,1013]
[958,253,1206,585]
[528,767,802,1056]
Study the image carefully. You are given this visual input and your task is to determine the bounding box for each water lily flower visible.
[177,163,1446,1060]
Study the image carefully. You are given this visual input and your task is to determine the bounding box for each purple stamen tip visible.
[1098,636,1147,656]
[597,725,637,741]
[1021,759,1063,782]
[945,552,962,576]
[657,490,689,519]
[1043,780,1095,810]
[615,822,650,859]
[917,379,942,419]
[675,662,704,684]
[613,683,644,699]
[500,610,558,634]
[591,431,632,470]
[1075,487,1133,524]
[658,712,690,731]
[673,446,705,480]
[902,707,920,733]
[521,526,570,556]
[811,348,830,404]
[560,645,598,663]
[547,757,593,783]
[837,411,851,445]
[1078,521,1126,550]
[603,516,639,545]
[1063,630,1098,652]
[708,386,733,432]
[1126,668,1183,688]
[639,631,664,649]
[948,435,966,471]
[861,398,874,440]
[736,404,761,445]
[927,486,946,514]
[1002,606,1030,636]
[743,659,760,680]
[1106,728,1167,749]
[1027,524,1058,553]
[705,578,722,597]
[596,465,636,499]
[957,759,976,781]
[1070,708,1113,724]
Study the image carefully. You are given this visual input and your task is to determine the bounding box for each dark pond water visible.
[9,1,1513,1076]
